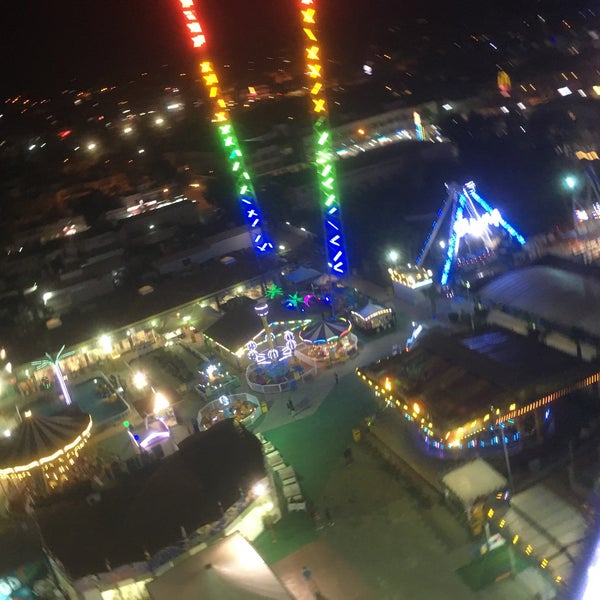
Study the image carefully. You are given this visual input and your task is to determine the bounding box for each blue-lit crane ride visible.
[416,181,526,286]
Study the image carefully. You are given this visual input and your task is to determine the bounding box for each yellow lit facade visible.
[0,415,92,488]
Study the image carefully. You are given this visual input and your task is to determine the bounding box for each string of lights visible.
[174,0,273,254]
[298,0,348,276]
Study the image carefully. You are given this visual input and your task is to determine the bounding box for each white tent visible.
[146,533,292,600]
[354,301,386,319]
[501,484,588,585]
[442,458,507,508]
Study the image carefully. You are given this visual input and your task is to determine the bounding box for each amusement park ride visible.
[173,0,348,276]
[415,180,527,288]
[173,2,528,290]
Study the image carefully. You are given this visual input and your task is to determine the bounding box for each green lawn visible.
[252,373,377,564]
[457,544,529,591]
[253,512,317,565]
[263,374,377,502]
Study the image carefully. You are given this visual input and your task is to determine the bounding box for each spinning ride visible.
[298,317,357,362]
[0,409,92,490]
[245,299,311,393]
[416,181,526,286]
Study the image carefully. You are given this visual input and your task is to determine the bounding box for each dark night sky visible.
[0,0,454,95]
[0,1,579,95]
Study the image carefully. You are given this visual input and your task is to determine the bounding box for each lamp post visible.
[491,405,515,492]
[564,174,578,229]
[388,250,399,268]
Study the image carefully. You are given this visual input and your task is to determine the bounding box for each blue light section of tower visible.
[299,0,348,276]
[175,0,273,255]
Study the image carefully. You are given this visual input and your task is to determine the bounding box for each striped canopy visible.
[300,318,351,344]
[0,408,91,470]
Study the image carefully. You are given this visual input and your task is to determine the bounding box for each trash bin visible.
[352,428,361,442]
[261,401,269,414]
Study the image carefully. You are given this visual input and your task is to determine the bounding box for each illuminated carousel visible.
[298,317,358,363]
[0,407,92,492]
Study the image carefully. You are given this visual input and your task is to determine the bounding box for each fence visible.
[245,357,318,394]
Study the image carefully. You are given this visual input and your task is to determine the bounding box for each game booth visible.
[350,301,395,333]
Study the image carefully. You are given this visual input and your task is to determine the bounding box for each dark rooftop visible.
[362,327,599,429]
[2,249,278,365]
[35,420,265,578]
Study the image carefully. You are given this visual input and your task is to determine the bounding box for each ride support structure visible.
[416,181,526,286]
[174,0,273,255]
[297,0,349,277]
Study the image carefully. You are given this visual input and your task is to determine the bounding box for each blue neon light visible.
[416,202,447,265]
[466,188,526,245]
[440,197,464,285]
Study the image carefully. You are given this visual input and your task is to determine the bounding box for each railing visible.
[245,358,317,394]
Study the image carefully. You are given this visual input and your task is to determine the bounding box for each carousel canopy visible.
[0,408,92,472]
[300,318,351,344]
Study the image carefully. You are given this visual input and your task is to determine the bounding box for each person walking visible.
[334,371,339,384]
[343,447,353,466]
[302,566,320,596]
[286,399,296,417]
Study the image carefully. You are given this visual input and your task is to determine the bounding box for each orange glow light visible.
[177,0,206,49]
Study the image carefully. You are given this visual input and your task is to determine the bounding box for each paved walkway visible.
[257,383,556,599]
[242,278,559,599]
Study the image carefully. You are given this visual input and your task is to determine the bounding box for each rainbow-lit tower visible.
[174,1,273,254]
[298,0,349,276]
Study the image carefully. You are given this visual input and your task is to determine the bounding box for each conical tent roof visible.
[300,318,351,344]
[0,408,91,470]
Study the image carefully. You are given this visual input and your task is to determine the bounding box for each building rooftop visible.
[36,420,265,578]
[362,327,598,430]
[2,249,277,365]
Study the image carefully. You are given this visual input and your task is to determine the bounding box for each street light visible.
[564,175,578,190]
[491,405,515,492]
[388,250,399,266]
[153,391,170,415]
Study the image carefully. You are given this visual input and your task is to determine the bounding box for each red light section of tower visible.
[58,130,72,139]
[177,0,206,50]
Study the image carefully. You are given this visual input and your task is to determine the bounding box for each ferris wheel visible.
[172,0,348,276]
[415,181,526,286]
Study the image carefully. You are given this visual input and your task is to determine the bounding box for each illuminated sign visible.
[454,208,503,238]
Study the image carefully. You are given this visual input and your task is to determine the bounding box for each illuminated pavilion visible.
[356,327,600,454]
[0,408,92,491]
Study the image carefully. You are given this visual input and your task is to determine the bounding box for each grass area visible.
[251,374,377,566]
[252,512,317,565]
[263,374,377,505]
[457,544,529,591]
